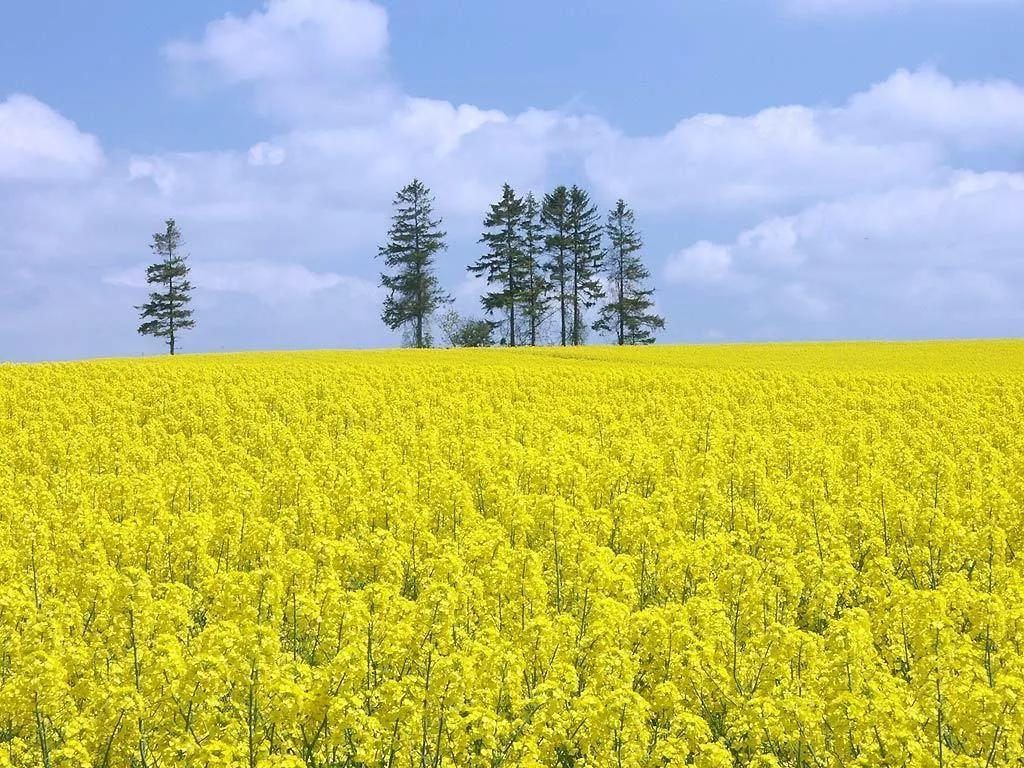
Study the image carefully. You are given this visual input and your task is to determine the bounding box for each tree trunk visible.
[572,248,580,346]
[618,249,625,346]
[168,273,176,355]
[530,296,537,347]
[559,260,567,347]
[508,241,516,347]
[413,189,423,348]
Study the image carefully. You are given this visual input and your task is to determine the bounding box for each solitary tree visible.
[137,218,195,355]
[470,183,526,346]
[566,185,605,346]
[378,179,450,348]
[541,186,572,346]
[594,200,665,345]
[519,192,549,346]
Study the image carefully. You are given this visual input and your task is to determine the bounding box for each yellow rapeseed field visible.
[2,340,1024,768]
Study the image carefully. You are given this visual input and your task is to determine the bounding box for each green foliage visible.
[519,192,550,346]
[566,185,605,346]
[470,183,528,346]
[375,181,663,351]
[594,200,665,345]
[378,179,451,348]
[541,186,572,346]
[439,310,495,347]
[136,218,195,355]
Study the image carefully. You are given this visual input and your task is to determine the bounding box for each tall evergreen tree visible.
[378,179,450,348]
[470,183,526,346]
[137,218,195,355]
[519,192,549,346]
[594,200,665,345]
[566,185,605,346]
[541,186,571,346]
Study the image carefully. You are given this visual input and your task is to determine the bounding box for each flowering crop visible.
[2,341,1024,767]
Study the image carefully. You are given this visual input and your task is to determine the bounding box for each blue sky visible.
[1,0,1023,359]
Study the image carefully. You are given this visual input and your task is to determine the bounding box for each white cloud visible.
[165,0,387,82]
[781,282,830,319]
[163,3,1024,220]
[258,103,611,217]
[666,172,1024,333]
[195,260,376,303]
[586,106,939,211]
[735,218,805,268]
[248,142,286,166]
[105,260,378,305]
[164,0,394,123]
[0,94,103,181]
[586,67,1024,212]
[841,68,1024,149]
[665,241,735,284]
[906,268,1010,308]
[129,157,179,194]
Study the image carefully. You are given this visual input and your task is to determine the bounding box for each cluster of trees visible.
[135,180,664,354]
[378,179,664,348]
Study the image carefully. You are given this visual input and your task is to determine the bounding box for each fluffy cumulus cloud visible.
[841,68,1024,149]
[165,0,388,83]
[667,172,1024,338]
[164,0,393,123]
[0,94,103,181]
[2,0,1024,359]
[586,106,938,211]
[586,67,1024,211]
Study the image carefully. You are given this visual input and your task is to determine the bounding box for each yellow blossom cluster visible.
[2,341,1024,767]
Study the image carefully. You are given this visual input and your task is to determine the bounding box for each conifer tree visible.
[566,185,605,346]
[137,218,195,355]
[594,200,665,345]
[541,186,571,346]
[519,192,549,346]
[378,179,450,348]
[470,183,526,346]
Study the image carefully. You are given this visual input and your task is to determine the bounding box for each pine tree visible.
[541,186,571,346]
[470,183,526,346]
[566,185,605,346]
[378,179,450,348]
[594,200,665,345]
[137,218,195,355]
[519,193,549,346]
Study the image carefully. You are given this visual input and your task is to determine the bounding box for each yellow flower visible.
[1,341,1023,766]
